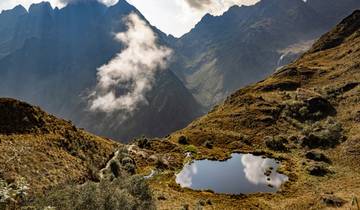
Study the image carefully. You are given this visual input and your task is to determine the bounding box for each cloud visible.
[184,0,212,9]
[89,13,172,113]
[58,0,117,6]
[184,0,259,16]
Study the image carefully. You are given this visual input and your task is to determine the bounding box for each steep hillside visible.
[135,10,360,209]
[0,98,159,210]
[0,98,118,195]
[0,1,202,142]
[171,0,360,108]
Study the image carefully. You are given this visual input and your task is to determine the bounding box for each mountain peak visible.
[28,1,53,14]
[0,5,27,16]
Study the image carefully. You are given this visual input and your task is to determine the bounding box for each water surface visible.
[176,153,288,194]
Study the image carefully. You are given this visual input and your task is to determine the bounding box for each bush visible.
[110,160,121,178]
[0,177,29,209]
[178,136,189,145]
[265,136,288,151]
[185,145,197,154]
[301,118,343,149]
[33,175,155,210]
[136,136,151,149]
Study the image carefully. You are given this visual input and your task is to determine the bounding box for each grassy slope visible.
[0,98,119,196]
[141,10,360,209]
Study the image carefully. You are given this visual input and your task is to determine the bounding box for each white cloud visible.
[0,0,260,37]
[126,0,260,37]
[89,13,172,113]
[184,0,259,16]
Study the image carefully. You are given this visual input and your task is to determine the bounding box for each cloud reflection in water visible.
[175,153,288,194]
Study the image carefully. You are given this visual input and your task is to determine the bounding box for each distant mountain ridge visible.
[0,0,202,142]
[170,0,360,108]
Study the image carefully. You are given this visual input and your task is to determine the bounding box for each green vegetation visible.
[33,175,155,210]
[301,117,343,149]
[184,145,198,154]
[0,177,29,209]
[134,136,151,149]
[265,136,288,152]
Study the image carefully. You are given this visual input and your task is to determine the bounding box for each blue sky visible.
[0,0,259,37]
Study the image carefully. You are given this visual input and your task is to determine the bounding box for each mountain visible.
[1,11,360,209]
[158,10,360,209]
[0,0,202,142]
[171,0,360,108]
[0,98,156,209]
[0,5,27,58]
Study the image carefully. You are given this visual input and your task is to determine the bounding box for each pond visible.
[175,153,288,194]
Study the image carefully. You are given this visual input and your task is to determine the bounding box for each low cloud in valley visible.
[89,13,172,113]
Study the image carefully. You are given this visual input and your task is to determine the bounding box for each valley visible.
[1,1,360,210]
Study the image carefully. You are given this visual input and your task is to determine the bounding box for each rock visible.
[321,195,346,207]
[305,151,331,163]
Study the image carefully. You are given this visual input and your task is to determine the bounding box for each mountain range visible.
[0,0,359,142]
[170,0,360,108]
[0,0,202,141]
[1,8,360,209]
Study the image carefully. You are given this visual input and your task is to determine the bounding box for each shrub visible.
[33,175,155,210]
[0,177,29,209]
[184,145,197,154]
[136,136,151,149]
[124,163,136,175]
[110,160,121,178]
[301,118,343,149]
[265,136,288,152]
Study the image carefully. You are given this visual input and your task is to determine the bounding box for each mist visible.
[89,13,172,113]
[184,0,259,15]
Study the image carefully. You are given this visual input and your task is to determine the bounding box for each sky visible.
[0,0,259,37]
